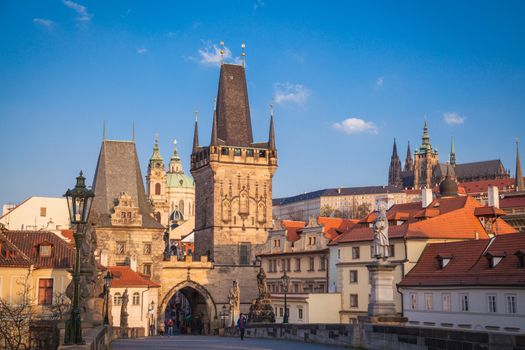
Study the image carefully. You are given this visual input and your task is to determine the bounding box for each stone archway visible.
[159,280,217,335]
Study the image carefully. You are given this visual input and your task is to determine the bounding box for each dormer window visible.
[39,243,52,257]
[437,254,452,269]
[484,252,506,268]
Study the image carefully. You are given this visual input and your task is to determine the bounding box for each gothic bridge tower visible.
[190,63,277,265]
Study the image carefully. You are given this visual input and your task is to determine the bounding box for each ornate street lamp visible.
[280,270,290,324]
[64,171,95,345]
[103,271,113,325]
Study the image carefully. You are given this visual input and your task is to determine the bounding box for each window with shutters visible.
[240,243,250,265]
[38,279,53,305]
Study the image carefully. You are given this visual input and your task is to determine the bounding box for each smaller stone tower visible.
[413,119,439,189]
[146,133,169,224]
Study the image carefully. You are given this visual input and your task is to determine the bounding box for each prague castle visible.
[389,120,509,189]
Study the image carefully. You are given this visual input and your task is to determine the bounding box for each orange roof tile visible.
[108,266,160,288]
[281,220,306,242]
[317,217,358,240]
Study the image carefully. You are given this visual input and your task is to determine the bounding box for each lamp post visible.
[280,270,290,324]
[64,171,95,345]
[103,271,113,325]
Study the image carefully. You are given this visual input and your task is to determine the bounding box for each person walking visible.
[167,318,174,337]
[237,313,247,340]
[159,321,165,336]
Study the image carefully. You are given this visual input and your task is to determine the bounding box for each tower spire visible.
[268,104,276,151]
[421,117,430,149]
[450,136,456,166]
[404,141,413,172]
[388,138,402,188]
[192,111,199,153]
[516,139,524,191]
[102,120,106,141]
[150,131,163,161]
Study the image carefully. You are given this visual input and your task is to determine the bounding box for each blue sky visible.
[1,1,524,206]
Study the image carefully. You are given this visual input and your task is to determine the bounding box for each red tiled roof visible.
[399,232,525,287]
[2,230,74,269]
[474,206,506,217]
[317,217,358,240]
[459,178,522,195]
[281,220,306,242]
[500,195,525,209]
[330,195,517,245]
[0,232,33,267]
[107,266,160,288]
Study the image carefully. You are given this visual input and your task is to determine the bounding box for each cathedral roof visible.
[91,140,164,229]
[215,64,254,147]
[454,159,506,179]
[166,172,194,188]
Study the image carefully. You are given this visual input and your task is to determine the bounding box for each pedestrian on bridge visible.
[237,313,247,340]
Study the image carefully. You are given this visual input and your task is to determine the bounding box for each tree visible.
[356,203,372,219]
[0,282,34,350]
[319,205,334,217]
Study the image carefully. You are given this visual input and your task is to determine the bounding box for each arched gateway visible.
[159,280,216,334]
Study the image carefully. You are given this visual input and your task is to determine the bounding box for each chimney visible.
[487,186,499,208]
[422,188,433,208]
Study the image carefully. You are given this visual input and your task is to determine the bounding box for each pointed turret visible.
[404,141,413,172]
[192,111,199,153]
[268,105,276,151]
[169,139,183,173]
[515,140,524,191]
[388,138,402,188]
[450,137,456,167]
[420,118,431,150]
[150,132,163,162]
[211,98,218,146]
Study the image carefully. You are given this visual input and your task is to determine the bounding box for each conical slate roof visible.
[215,64,254,147]
[91,140,164,229]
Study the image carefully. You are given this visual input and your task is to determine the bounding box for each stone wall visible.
[238,323,525,350]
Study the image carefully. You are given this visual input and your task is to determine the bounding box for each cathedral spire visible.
[211,97,218,146]
[450,137,456,167]
[404,141,413,172]
[388,138,402,188]
[192,111,199,153]
[421,117,431,149]
[516,139,524,191]
[268,104,276,151]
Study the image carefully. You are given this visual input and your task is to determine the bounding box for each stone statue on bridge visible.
[228,280,240,327]
[248,268,275,323]
[372,203,389,260]
[120,288,129,328]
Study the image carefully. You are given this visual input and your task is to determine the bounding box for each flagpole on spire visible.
[220,41,225,65]
[241,42,246,67]
[132,121,135,142]
[102,120,106,141]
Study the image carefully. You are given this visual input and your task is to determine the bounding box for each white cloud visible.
[254,0,266,10]
[333,117,378,135]
[33,18,55,29]
[273,83,311,105]
[137,46,148,54]
[193,42,241,67]
[443,112,465,125]
[375,76,384,88]
[63,0,92,22]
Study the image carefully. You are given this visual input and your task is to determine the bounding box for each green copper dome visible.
[166,172,194,188]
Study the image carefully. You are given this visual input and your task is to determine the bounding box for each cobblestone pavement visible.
[111,335,345,349]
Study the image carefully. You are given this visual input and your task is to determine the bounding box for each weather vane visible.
[241,42,246,66]
[220,41,225,64]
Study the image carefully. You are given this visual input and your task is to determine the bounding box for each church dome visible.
[166,172,194,189]
[439,176,458,197]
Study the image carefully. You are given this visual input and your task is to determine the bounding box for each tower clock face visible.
[156,162,161,168]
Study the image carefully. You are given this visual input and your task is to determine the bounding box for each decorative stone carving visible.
[111,192,143,227]
[373,203,389,260]
[248,268,275,323]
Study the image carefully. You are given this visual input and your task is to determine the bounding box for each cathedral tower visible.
[413,119,439,189]
[388,139,402,188]
[191,63,278,264]
[404,141,413,172]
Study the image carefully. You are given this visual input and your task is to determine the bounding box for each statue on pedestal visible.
[247,268,275,323]
[373,203,389,260]
[227,280,240,327]
[120,288,129,328]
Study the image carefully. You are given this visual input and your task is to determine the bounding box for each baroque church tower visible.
[191,63,277,265]
[413,119,439,189]
[146,133,169,224]
[388,139,402,188]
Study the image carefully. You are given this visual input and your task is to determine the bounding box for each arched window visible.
[155,183,161,195]
[132,292,140,305]
[179,200,185,216]
[114,292,122,305]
